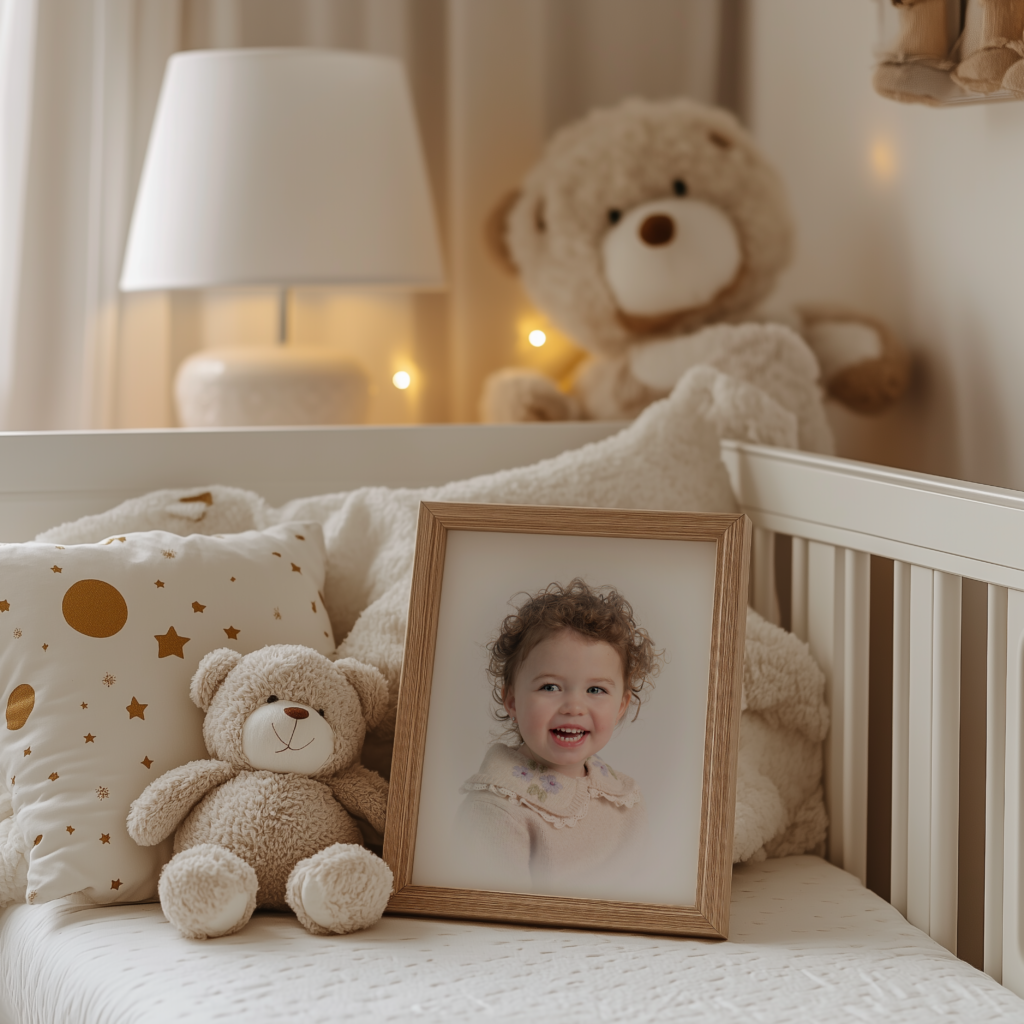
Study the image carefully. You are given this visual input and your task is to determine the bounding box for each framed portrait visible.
[383,502,750,938]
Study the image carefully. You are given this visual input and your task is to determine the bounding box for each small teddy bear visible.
[481,96,908,433]
[127,644,394,940]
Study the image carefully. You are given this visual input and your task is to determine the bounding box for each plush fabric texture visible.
[34,370,829,865]
[128,645,393,938]
[0,524,335,908]
[627,321,833,453]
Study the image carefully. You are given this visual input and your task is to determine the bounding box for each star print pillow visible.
[0,522,334,906]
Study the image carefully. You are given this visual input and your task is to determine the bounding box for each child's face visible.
[503,629,629,778]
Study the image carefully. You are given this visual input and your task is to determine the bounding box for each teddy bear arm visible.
[127,759,236,847]
[329,764,389,835]
[798,308,910,414]
[479,368,580,423]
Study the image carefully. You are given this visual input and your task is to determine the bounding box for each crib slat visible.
[984,585,1008,981]
[751,526,779,624]
[807,541,840,864]
[906,565,934,934]
[841,549,870,884]
[1000,589,1024,996]
[891,560,912,917]
[930,571,961,954]
[791,536,808,642]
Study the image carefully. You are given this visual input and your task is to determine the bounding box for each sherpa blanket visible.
[39,367,828,863]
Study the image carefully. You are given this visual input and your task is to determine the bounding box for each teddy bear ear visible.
[334,658,390,729]
[190,648,243,711]
[483,188,521,275]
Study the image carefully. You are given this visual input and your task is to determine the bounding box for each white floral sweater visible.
[454,743,647,897]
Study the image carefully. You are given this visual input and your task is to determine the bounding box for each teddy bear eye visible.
[266,695,279,704]
[318,709,325,717]
[673,179,687,196]
[608,209,622,225]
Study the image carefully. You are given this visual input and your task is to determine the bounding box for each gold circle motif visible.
[62,580,128,638]
[6,684,35,730]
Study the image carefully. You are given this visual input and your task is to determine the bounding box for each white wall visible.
[747,0,1024,490]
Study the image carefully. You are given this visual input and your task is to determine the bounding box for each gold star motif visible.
[66,826,75,835]
[102,673,115,687]
[229,576,236,582]
[96,786,109,800]
[41,643,48,651]
[99,834,110,844]
[80,702,88,709]
[126,697,147,720]
[84,733,95,743]
[12,628,21,638]
[192,601,205,613]
[0,600,8,612]
[223,626,240,640]
[48,772,59,782]
[291,563,301,574]
[50,565,62,573]
[273,608,282,620]
[272,552,282,558]
[154,626,190,658]
[154,580,165,588]
[141,756,153,769]
[295,534,305,541]
[110,879,122,890]
[161,550,176,559]
[22,747,30,757]
[32,835,41,846]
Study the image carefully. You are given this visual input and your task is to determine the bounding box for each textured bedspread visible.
[2,856,1021,1023]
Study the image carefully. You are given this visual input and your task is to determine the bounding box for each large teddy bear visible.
[126,645,394,939]
[481,96,908,434]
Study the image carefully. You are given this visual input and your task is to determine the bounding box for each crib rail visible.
[722,440,1024,994]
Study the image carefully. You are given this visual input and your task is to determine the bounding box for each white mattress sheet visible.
[1,855,1021,1023]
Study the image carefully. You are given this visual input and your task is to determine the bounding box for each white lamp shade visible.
[120,48,445,291]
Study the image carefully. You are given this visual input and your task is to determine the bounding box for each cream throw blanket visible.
[39,367,828,863]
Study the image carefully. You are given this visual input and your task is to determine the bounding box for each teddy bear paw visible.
[158,844,258,940]
[286,843,394,936]
[479,369,578,423]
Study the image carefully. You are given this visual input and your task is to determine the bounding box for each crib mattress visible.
[1,855,1021,1024]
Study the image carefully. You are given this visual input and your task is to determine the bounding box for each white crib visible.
[1,423,1022,1020]
[725,438,1024,988]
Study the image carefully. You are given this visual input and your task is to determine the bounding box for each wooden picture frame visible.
[383,502,750,938]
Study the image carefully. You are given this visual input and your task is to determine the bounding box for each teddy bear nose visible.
[284,707,309,720]
[639,214,674,246]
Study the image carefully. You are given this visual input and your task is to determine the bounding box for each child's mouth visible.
[550,726,588,748]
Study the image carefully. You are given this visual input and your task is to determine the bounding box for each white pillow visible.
[0,523,335,906]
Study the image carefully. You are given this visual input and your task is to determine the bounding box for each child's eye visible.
[587,686,607,695]
[540,683,559,692]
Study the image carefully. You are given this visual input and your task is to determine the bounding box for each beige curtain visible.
[0,0,731,429]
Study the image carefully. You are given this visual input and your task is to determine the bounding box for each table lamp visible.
[120,48,445,427]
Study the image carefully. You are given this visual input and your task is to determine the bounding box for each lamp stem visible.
[278,287,289,346]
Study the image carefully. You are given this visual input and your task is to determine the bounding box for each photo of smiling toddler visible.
[455,578,661,896]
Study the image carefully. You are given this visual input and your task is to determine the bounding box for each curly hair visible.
[487,578,660,731]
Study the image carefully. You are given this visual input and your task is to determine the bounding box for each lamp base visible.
[174,348,370,427]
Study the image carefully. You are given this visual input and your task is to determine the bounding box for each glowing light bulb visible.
[392,370,411,390]
[869,138,897,182]
[528,329,547,347]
